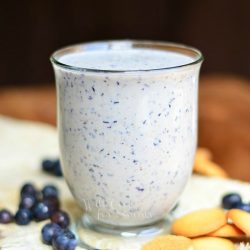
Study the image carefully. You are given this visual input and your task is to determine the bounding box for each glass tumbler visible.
[51,40,203,245]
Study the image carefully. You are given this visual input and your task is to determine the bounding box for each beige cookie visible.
[193,156,228,178]
[192,237,235,250]
[141,235,193,250]
[196,148,213,161]
[208,223,244,237]
[227,209,250,236]
[171,208,227,237]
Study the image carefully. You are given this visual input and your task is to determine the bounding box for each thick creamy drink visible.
[52,41,202,227]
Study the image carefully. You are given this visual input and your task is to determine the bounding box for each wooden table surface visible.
[0,74,250,181]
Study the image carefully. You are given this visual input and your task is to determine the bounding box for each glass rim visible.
[50,40,203,73]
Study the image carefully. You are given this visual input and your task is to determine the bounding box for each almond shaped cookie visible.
[141,235,193,250]
[208,224,244,237]
[171,208,227,237]
[227,209,250,236]
[192,237,235,250]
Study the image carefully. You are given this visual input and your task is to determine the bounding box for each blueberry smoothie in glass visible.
[51,41,203,232]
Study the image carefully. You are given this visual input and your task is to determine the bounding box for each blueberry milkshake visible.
[51,41,202,228]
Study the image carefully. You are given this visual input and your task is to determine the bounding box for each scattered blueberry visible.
[3,181,77,248]
[222,193,242,209]
[42,222,62,245]
[61,228,75,239]
[19,194,37,210]
[42,185,59,199]
[52,229,77,250]
[42,159,55,172]
[51,211,70,228]
[20,183,37,198]
[42,159,63,177]
[67,238,78,250]
[235,203,250,212]
[0,209,14,224]
[52,234,69,250]
[44,196,60,213]
[15,208,32,225]
[53,160,63,177]
[33,202,51,221]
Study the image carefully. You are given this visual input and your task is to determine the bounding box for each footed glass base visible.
[71,214,172,250]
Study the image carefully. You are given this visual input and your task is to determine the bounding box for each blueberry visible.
[42,185,59,199]
[53,160,63,177]
[52,234,69,250]
[67,238,77,250]
[51,211,70,228]
[41,222,62,245]
[44,196,60,213]
[19,194,37,210]
[15,208,32,225]
[235,203,250,212]
[222,193,242,209]
[42,159,63,177]
[0,209,14,224]
[33,202,51,221]
[20,183,37,197]
[42,159,55,172]
[61,228,75,239]
[52,229,77,250]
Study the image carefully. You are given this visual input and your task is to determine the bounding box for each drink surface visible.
[54,44,200,227]
[59,48,193,71]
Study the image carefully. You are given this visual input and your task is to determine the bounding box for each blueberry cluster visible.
[42,223,77,250]
[0,182,77,250]
[222,193,250,212]
[42,159,63,177]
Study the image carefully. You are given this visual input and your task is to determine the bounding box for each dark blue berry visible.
[41,222,62,245]
[44,196,60,213]
[42,159,63,177]
[53,160,63,177]
[42,159,55,172]
[235,203,250,212]
[52,229,77,250]
[222,193,242,209]
[19,194,37,210]
[42,185,59,198]
[52,234,69,250]
[61,229,75,239]
[33,202,51,221]
[0,209,14,224]
[51,211,70,228]
[20,183,37,197]
[67,238,77,250]
[15,208,32,225]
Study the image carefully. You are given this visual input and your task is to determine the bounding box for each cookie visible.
[141,235,193,250]
[227,209,250,236]
[193,157,228,178]
[171,208,227,237]
[192,237,235,250]
[196,148,213,161]
[208,224,244,237]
